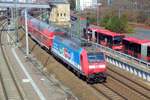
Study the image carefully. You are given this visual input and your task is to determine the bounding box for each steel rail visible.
[0,20,24,100]
[107,67,150,99]
[0,20,9,100]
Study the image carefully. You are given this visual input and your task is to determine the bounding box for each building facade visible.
[49,1,71,27]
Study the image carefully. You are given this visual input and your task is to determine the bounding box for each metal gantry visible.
[0,2,49,8]
[0,1,50,56]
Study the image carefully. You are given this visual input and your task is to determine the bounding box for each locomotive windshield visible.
[88,52,105,63]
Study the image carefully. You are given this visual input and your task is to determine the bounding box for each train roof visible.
[123,37,150,45]
[30,17,64,33]
[55,34,81,50]
[88,26,125,37]
[55,34,100,53]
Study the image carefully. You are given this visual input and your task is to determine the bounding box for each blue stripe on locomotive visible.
[52,36,83,70]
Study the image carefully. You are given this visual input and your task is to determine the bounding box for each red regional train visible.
[20,14,107,83]
[123,37,150,62]
[84,26,125,51]
[83,26,150,62]
[71,14,150,62]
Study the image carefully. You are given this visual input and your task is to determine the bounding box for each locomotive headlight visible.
[98,65,105,68]
[89,64,105,69]
[89,65,95,69]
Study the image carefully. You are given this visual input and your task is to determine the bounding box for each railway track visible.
[92,68,149,100]
[0,20,8,100]
[107,66,150,100]
[0,71,7,100]
[0,20,24,100]
[19,25,150,100]
[90,65,150,100]
[92,84,127,100]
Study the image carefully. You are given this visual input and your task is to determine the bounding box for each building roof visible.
[123,37,150,45]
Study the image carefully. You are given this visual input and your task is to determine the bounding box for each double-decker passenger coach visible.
[20,14,64,49]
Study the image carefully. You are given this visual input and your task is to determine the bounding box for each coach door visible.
[87,29,92,41]
[141,43,150,61]
[133,43,141,58]
[141,43,148,60]
[91,30,96,42]
[148,46,150,57]
[147,46,150,61]
[95,31,99,44]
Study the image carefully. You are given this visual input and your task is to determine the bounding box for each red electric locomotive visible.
[52,34,107,83]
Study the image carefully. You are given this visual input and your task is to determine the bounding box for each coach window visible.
[113,36,123,45]
[99,33,104,41]
[95,31,98,42]
[99,34,102,40]
[128,42,134,51]
[134,43,141,55]
[135,43,141,57]
[123,40,129,50]
[107,36,112,45]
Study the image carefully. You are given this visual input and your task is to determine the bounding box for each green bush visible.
[101,14,133,33]
[100,15,110,26]
[126,25,134,33]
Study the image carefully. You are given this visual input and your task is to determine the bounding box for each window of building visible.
[64,13,66,16]
[57,13,59,16]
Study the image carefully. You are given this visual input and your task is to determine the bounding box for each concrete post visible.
[25,9,29,56]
